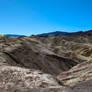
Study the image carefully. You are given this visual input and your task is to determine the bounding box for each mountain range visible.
[5,34,26,37]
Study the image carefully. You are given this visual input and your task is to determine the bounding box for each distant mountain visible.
[37,31,69,37]
[37,30,92,37]
[5,30,92,37]
[5,34,26,37]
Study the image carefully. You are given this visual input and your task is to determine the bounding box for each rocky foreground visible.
[0,30,92,92]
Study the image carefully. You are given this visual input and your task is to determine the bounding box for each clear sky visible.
[0,0,92,35]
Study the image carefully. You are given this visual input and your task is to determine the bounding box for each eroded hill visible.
[0,30,92,92]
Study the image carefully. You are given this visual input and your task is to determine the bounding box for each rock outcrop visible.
[57,59,92,86]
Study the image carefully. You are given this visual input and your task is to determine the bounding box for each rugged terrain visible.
[0,30,92,92]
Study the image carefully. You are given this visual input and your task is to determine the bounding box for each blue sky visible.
[0,0,92,35]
